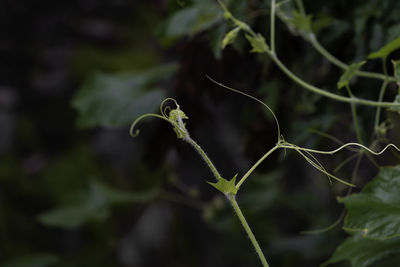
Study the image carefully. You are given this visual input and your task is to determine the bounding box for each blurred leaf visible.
[311,14,333,35]
[338,165,400,240]
[70,46,159,80]
[221,27,240,49]
[292,10,312,32]
[209,23,227,59]
[72,63,177,128]
[38,180,157,229]
[164,1,222,38]
[372,253,400,266]
[393,59,400,83]
[368,36,400,59]
[337,61,366,89]
[245,34,269,53]
[3,254,59,267]
[322,234,400,267]
[389,94,400,115]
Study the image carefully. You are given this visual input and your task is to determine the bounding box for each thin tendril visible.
[206,75,281,143]
[160,98,179,117]
[334,153,359,173]
[284,143,354,187]
[129,113,181,138]
[301,210,346,235]
[280,142,400,156]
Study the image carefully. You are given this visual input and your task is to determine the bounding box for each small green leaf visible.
[207,174,238,195]
[338,165,400,240]
[221,27,240,49]
[368,36,400,59]
[337,61,366,89]
[291,10,312,32]
[322,234,400,267]
[72,63,177,128]
[2,254,60,267]
[245,34,269,53]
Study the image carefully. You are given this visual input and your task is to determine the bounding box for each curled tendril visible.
[130,98,189,139]
[279,142,400,156]
[160,98,178,117]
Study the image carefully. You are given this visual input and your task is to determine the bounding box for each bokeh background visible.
[1,0,400,266]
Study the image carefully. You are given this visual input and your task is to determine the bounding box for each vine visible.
[130,0,400,266]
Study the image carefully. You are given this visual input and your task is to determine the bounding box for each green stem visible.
[229,195,270,267]
[270,0,276,53]
[182,130,271,266]
[374,58,389,133]
[345,86,363,144]
[334,153,359,173]
[308,33,347,69]
[237,144,280,189]
[219,3,398,107]
[185,136,223,182]
[266,52,397,107]
[308,34,396,82]
[345,86,379,168]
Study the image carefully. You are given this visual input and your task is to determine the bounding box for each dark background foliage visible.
[0,0,399,266]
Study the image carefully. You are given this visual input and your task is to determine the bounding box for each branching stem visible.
[308,34,396,82]
[267,52,396,107]
[184,131,271,267]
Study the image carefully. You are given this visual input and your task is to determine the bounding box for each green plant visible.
[130,93,399,266]
[129,0,400,266]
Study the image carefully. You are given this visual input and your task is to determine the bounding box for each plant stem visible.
[374,58,389,133]
[345,86,363,144]
[237,144,280,189]
[229,194,270,267]
[183,133,271,266]
[219,2,398,107]
[184,136,222,182]
[270,0,276,54]
[266,52,397,107]
[295,0,306,15]
[308,34,396,82]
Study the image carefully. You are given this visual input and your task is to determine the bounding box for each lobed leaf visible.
[338,165,400,240]
[208,174,238,195]
[368,36,400,59]
[245,34,269,53]
[72,63,177,128]
[337,61,366,89]
[291,10,312,32]
[38,180,156,228]
[322,234,400,267]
